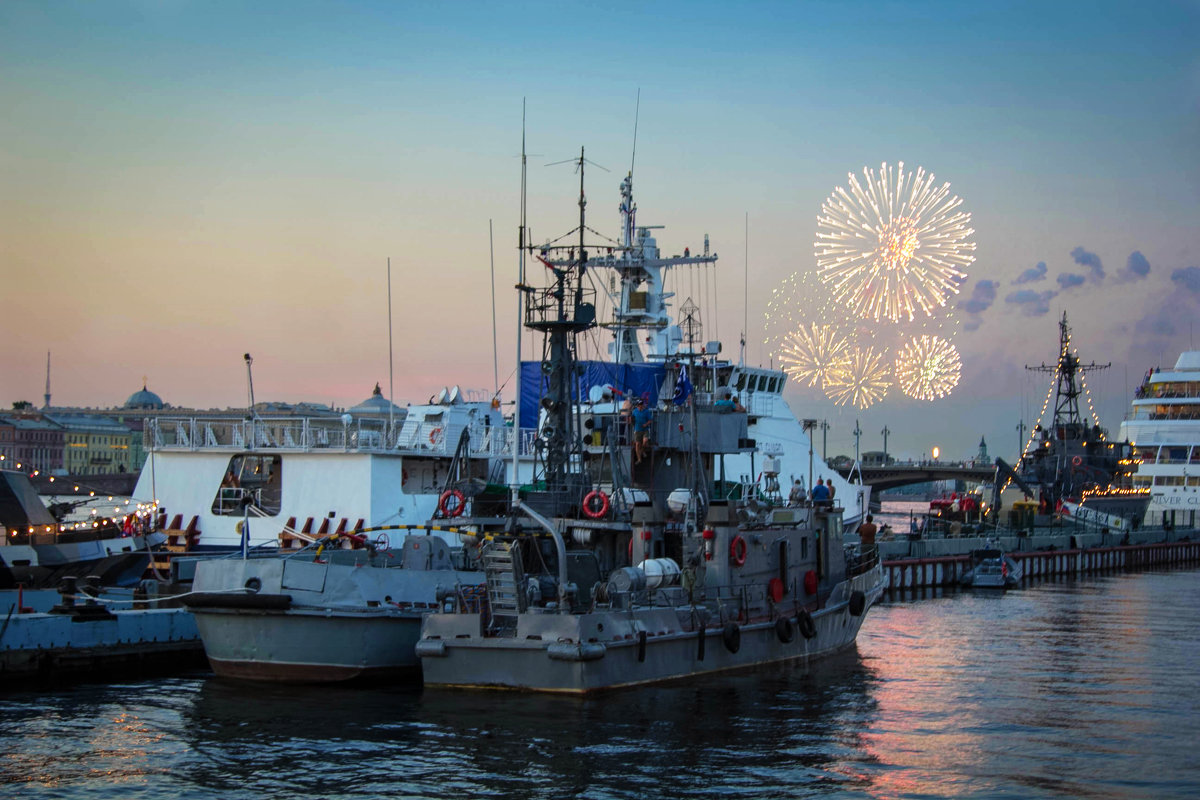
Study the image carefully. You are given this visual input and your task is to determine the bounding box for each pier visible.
[882,535,1200,591]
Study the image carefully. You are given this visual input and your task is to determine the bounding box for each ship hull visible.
[418,565,885,694]
[192,608,423,682]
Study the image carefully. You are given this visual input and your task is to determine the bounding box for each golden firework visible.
[815,162,975,323]
[823,346,892,409]
[894,335,962,401]
[778,323,850,388]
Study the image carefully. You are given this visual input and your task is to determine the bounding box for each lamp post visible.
[881,425,891,464]
[853,420,862,464]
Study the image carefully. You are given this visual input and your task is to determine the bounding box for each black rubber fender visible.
[775,616,796,643]
[722,622,741,654]
[848,589,867,617]
[796,609,817,640]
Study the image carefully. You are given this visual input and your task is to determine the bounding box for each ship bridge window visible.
[1164,447,1189,463]
[211,454,282,517]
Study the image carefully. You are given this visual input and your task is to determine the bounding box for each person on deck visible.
[632,398,654,463]
[811,479,831,507]
[856,514,878,549]
[788,479,806,506]
[826,478,836,504]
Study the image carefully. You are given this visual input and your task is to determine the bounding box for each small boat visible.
[960,540,1023,589]
[182,527,477,682]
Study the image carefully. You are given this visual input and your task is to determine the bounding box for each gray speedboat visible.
[184,529,475,681]
[960,540,1023,589]
[415,154,887,693]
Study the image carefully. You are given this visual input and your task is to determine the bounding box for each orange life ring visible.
[429,427,444,446]
[438,489,465,518]
[1071,455,1082,467]
[729,535,747,567]
[582,489,611,519]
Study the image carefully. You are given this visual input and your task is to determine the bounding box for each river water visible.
[3,567,1198,799]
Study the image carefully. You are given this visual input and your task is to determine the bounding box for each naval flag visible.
[673,365,693,406]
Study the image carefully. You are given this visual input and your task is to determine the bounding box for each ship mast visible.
[1026,311,1109,440]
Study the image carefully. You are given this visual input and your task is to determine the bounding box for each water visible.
[3,569,1199,799]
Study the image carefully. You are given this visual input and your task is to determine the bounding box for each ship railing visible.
[743,392,776,417]
[147,416,540,459]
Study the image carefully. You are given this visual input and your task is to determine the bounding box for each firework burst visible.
[778,323,850,387]
[824,346,892,409]
[814,162,975,323]
[894,335,962,401]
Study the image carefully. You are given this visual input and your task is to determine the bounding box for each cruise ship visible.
[1119,351,1200,528]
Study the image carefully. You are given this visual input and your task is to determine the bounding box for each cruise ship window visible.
[1167,448,1188,463]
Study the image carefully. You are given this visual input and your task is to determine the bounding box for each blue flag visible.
[673,365,693,406]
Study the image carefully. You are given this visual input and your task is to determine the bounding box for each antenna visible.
[387,258,395,436]
[43,351,51,409]
[740,212,748,366]
[630,88,641,177]
[512,99,528,504]
[489,219,499,396]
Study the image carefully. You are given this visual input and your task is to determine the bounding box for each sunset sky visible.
[3,1,1198,462]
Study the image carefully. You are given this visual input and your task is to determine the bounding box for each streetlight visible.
[932,446,940,462]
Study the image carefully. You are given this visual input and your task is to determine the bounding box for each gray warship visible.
[993,312,1150,531]
[415,152,887,693]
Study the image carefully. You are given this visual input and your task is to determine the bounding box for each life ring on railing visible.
[582,489,611,519]
[429,427,444,446]
[438,489,465,518]
[729,535,747,567]
[1071,455,1082,467]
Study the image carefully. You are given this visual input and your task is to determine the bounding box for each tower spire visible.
[43,351,51,409]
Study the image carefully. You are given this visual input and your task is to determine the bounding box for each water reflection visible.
[3,570,1198,799]
[176,653,882,799]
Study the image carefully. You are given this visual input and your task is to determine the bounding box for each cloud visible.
[1070,246,1105,283]
[1014,261,1047,284]
[1115,251,1150,283]
[1004,289,1056,316]
[957,279,998,314]
[1170,266,1200,293]
[1056,273,1086,289]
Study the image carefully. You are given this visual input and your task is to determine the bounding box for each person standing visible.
[826,478,836,505]
[631,398,654,463]
[811,479,830,507]
[856,514,878,548]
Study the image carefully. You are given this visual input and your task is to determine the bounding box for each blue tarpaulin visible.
[519,361,667,429]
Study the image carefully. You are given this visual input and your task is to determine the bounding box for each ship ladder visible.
[481,540,526,634]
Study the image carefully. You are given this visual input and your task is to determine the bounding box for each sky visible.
[2,0,1198,463]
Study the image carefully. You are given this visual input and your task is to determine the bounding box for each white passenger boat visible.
[134,391,517,552]
[1119,351,1200,529]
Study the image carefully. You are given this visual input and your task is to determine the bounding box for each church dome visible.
[349,383,405,417]
[125,383,165,410]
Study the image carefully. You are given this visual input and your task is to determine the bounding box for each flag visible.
[673,365,693,406]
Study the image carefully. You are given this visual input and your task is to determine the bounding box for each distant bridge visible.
[832,462,995,492]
